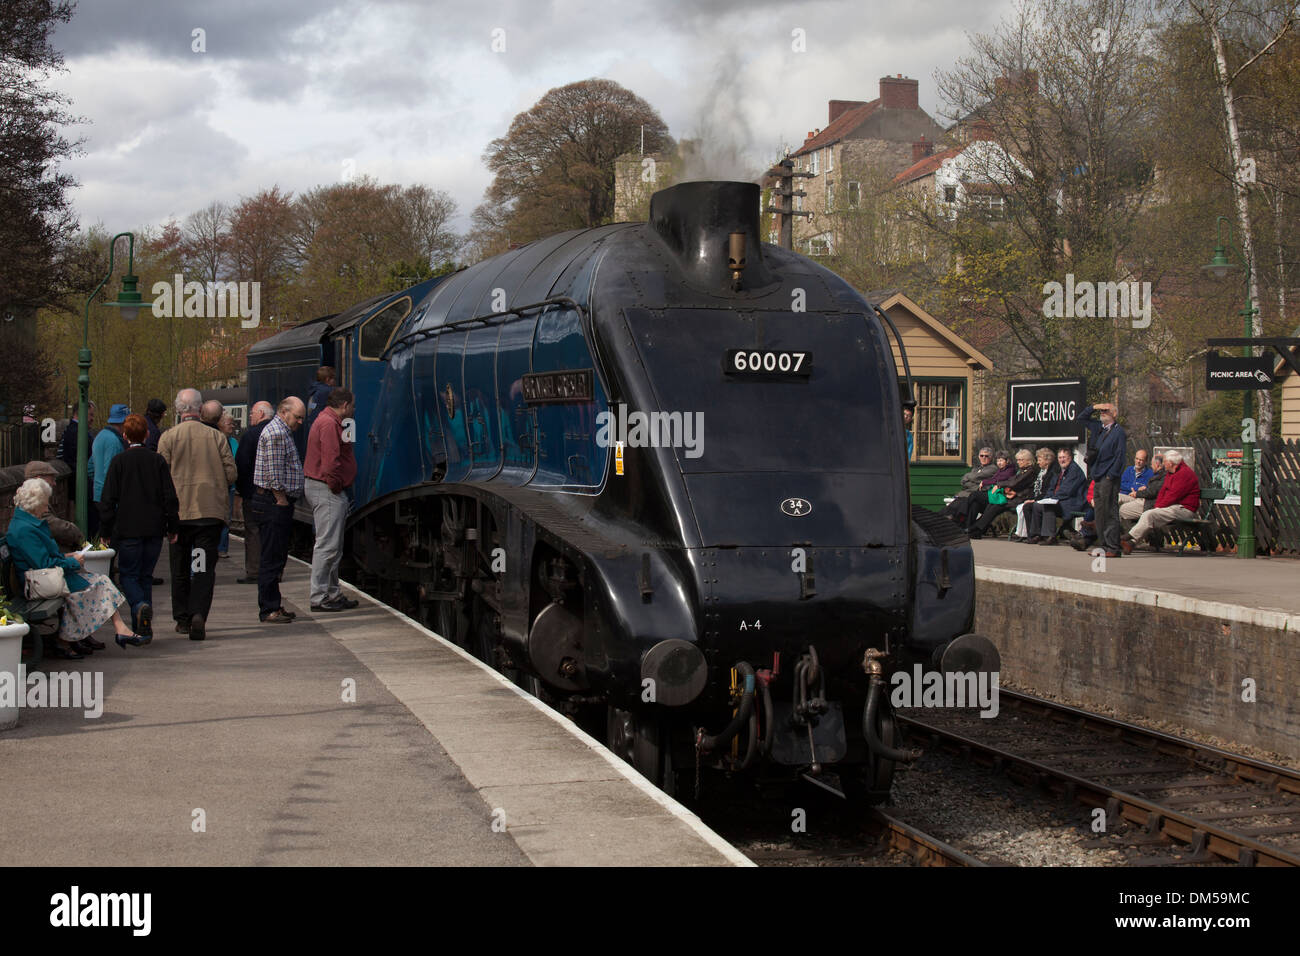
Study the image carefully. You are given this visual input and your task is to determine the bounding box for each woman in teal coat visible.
[6,478,144,657]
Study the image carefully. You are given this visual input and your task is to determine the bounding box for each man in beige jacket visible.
[158,388,237,641]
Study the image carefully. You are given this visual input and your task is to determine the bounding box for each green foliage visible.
[1182,383,1283,438]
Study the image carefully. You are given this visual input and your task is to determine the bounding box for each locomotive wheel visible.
[606,706,677,797]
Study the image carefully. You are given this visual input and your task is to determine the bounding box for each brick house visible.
[777,75,946,255]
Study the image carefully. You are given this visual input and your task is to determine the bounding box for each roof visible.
[792,100,880,156]
[893,146,964,185]
[866,289,994,370]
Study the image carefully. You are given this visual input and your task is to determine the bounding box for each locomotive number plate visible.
[724,349,812,378]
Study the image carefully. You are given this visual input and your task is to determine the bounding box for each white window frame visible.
[826,146,833,172]
[810,151,819,175]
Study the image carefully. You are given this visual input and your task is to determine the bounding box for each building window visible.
[943,185,957,203]
[826,180,834,211]
[768,229,778,245]
[810,151,819,175]
[913,381,964,460]
[795,193,803,212]
[826,146,833,171]
[970,193,1007,220]
[809,233,832,256]
[847,181,860,208]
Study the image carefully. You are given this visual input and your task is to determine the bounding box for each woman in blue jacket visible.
[6,479,145,658]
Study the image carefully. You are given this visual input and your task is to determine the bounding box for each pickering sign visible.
[1006,379,1086,444]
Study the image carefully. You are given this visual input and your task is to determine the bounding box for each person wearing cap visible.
[89,403,130,538]
[23,460,82,552]
[144,398,166,451]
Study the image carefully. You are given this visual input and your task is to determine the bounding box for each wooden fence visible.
[0,423,40,470]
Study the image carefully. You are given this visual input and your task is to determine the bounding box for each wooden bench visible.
[1148,487,1226,554]
[0,538,65,666]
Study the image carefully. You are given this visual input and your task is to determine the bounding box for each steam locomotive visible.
[247,181,995,801]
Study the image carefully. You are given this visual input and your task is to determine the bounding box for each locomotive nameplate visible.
[521,369,594,404]
[724,349,812,378]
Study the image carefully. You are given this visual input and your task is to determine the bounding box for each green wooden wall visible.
[909,462,969,511]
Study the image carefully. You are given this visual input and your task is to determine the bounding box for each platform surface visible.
[972,538,1300,618]
[0,538,747,867]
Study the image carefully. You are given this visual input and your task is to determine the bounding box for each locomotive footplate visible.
[768,700,847,766]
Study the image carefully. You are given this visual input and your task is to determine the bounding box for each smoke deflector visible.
[649,181,775,294]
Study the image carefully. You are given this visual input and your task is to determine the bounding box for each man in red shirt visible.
[1122,450,1200,554]
[304,388,359,611]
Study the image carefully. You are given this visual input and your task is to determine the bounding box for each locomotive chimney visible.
[648,181,774,294]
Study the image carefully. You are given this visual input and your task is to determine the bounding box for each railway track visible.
[897,688,1300,867]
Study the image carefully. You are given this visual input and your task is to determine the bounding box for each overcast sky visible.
[51,0,1012,242]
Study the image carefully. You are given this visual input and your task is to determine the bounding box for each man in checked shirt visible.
[251,397,306,623]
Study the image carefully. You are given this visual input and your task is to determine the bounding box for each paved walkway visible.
[973,538,1300,617]
[0,538,746,866]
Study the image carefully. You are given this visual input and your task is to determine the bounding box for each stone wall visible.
[976,567,1300,758]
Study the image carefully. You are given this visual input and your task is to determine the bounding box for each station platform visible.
[971,539,1300,762]
[0,539,748,867]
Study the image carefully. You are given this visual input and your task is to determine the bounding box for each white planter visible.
[0,622,30,730]
[77,548,116,578]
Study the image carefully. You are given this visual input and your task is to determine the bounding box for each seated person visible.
[5,478,145,658]
[1023,448,1087,545]
[1012,448,1059,540]
[1119,453,1163,529]
[967,450,1036,538]
[1120,450,1153,500]
[23,460,83,551]
[1121,451,1200,554]
[941,447,998,524]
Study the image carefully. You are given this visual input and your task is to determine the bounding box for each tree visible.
[0,0,80,319]
[471,79,672,254]
[911,0,1165,399]
[183,200,229,283]
[1175,0,1299,439]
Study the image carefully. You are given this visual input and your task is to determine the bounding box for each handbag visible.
[988,488,1008,505]
[25,566,69,600]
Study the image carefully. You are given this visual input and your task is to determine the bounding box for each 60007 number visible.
[725,349,812,378]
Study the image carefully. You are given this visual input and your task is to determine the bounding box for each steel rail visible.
[897,710,1300,868]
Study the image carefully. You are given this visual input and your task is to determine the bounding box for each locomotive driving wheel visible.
[606,706,677,797]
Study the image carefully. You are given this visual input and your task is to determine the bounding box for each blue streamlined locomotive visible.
[248,181,995,800]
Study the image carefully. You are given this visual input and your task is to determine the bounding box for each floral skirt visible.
[60,571,124,643]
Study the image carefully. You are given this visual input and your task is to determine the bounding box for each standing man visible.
[1122,451,1200,553]
[252,397,306,624]
[144,398,166,451]
[304,388,359,612]
[1077,402,1127,558]
[235,401,274,584]
[158,388,237,641]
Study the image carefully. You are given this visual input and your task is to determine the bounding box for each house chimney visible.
[828,99,868,124]
[879,74,919,110]
[911,136,933,163]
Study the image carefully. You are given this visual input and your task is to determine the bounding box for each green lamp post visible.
[1201,215,1257,559]
[76,232,153,536]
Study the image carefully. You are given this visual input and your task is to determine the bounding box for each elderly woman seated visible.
[966,449,1037,538]
[6,478,146,659]
[954,450,1016,530]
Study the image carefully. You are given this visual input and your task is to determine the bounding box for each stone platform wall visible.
[976,567,1300,758]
